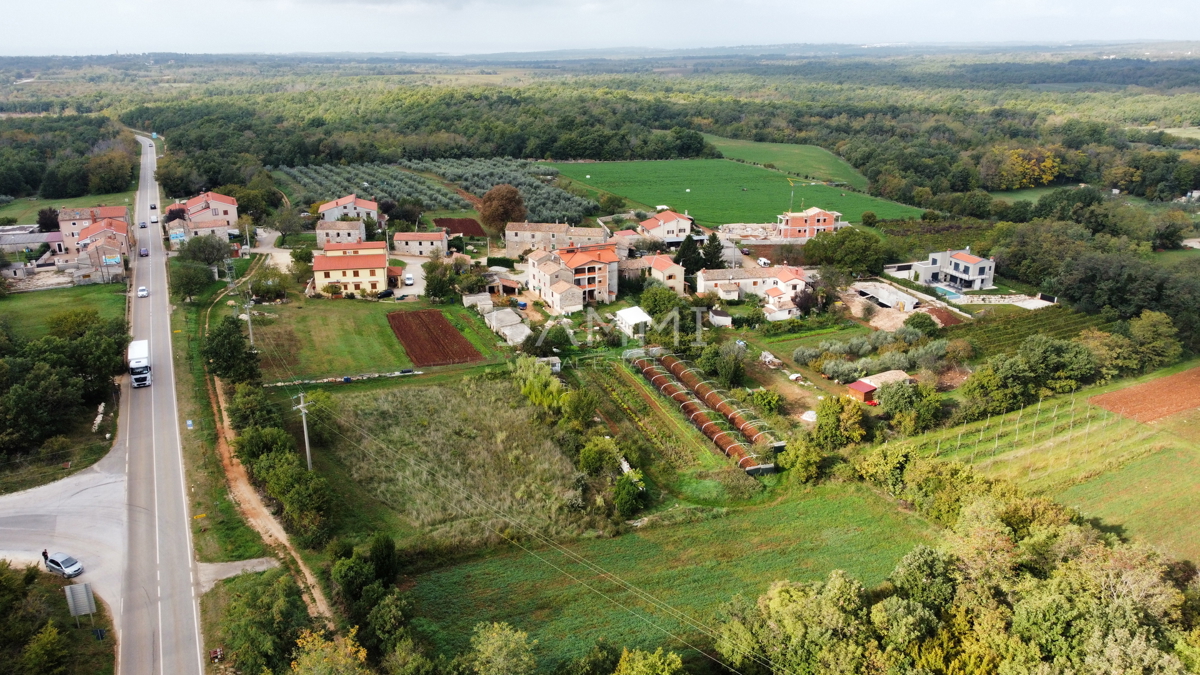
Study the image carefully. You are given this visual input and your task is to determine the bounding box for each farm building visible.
[615,306,653,338]
[485,308,532,346]
[846,380,877,403]
[862,370,914,389]
[709,309,732,327]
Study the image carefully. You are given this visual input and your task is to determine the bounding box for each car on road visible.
[150,203,156,210]
[140,221,147,228]
[137,286,149,298]
[150,215,158,223]
[46,552,83,578]
[139,248,149,257]
[404,273,414,286]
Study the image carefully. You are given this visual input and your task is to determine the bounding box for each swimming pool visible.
[934,286,963,301]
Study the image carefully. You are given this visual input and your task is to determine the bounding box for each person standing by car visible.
[42,549,48,565]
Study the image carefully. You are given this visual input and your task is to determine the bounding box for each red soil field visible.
[387,310,482,367]
[924,306,963,327]
[433,218,486,237]
[1091,366,1200,423]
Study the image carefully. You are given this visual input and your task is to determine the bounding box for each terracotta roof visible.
[557,244,619,268]
[387,266,406,277]
[526,249,555,264]
[393,231,447,241]
[165,203,186,214]
[319,194,378,213]
[783,207,842,219]
[612,229,640,237]
[185,192,237,209]
[92,205,128,219]
[316,220,363,231]
[312,253,387,272]
[324,241,388,252]
[643,255,680,273]
[640,211,689,228]
[847,381,877,394]
[951,251,984,264]
[58,205,128,221]
[618,259,649,270]
[765,287,785,297]
[188,220,229,230]
[717,282,739,291]
[499,278,522,288]
[78,218,129,241]
[699,265,807,283]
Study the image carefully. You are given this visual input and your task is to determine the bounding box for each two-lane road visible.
[121,135,204,675]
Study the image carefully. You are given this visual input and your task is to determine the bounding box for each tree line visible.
[0,116,138,200]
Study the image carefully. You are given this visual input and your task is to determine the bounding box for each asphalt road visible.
[120,135,204,675]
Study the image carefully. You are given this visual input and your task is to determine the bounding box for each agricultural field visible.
[945,305,1116,356]
[387,309,483,367]
[401,158,598,225]
[550,160,923,228]
[432,217,485,237]
[701,134,869,190]
[0,189,135,224]
[408,481,937,664]
[277,163,468,210]
[986,186,1058,204]
[0,283,127,339]
[1090,366,1200,422]
[874,218,996,260]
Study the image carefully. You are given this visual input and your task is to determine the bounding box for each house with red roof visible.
[393,230,449,256]
[774,207,847,241]
[618,254,685,295]
[78,219,131,256]
[58,205,129,254]
[163,191,240,248]
[312,252,389,296]
[527,243,620,312]
[320,241,389,257]
[638,210,694,244]
[695,265,810,306]
[318,194,378,223]
[909,248,995,290]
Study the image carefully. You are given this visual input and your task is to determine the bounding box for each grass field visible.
[702,134,868,190]
[550,160,922,228]
[1,283,127,339]
[1161,127,1200,140]
[408,480,935,665]
[986,186,1056,204]
[0,190,135,224]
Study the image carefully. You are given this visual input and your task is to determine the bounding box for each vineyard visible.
[399,157,598,224]
[945,305,1116,356]
[277,163,469,210]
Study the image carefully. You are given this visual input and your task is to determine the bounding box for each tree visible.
[562,389,601,429]
[613,471,647,518]
[201,316,260,383]
[290,628,372,675]
[1077,328,1140,382]
[250,265,288,300]
[87,150,135,194]
[479,185,526,229]
[701,232,726,270]
[232,426,295,464]
[811,395,865,451]
[469,622,536,675]
[163,206,187,225]
[228,383,282,431]
[887,544,956,614]
[171,261,213,301]
[369,532,398,583]
[36,207,59,232]
[612,648,684,675]
[579,436,619,475]
[273,206,303,244]
[223,568,311,675]
[776,438,821,482]
[332,554,376,608]
[1129,310,1182,371]
[803,227,886,276]
[599,194,625,214]
[673,234,703,275]
[876,382,942,435]
[178,234,230,266]
[903,312,939,337]
[155,155,203,197]
[639,285,685,322]
[20,620,68,675]
[860,211,877,227]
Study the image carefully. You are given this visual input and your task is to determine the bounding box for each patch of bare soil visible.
[923,306,964,327]
[937,365,972,391]
[1092,366,1200,423]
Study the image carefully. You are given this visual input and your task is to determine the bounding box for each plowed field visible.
[433,218,486,237]
[1091,366,1200,422]
[387,310,482,367]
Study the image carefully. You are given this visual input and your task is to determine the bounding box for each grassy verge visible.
[1,283,128,340]
[0,190,135,224]
[18,569,117,675]
[169,256,266,563]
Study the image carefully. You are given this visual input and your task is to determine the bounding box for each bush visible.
[903,312,940,336]
[579,436,619,475]
[228,383,282,431]
[748,389,783,415]
[613,471,647,518]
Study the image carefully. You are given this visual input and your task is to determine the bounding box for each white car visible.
[150,215,159,223]
[137,287,149,298]
[46,552,84,578]
[404,273,414,286]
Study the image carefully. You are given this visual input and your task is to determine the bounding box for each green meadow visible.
[702,134,869,189]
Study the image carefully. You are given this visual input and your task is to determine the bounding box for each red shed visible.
[846,380,878,403]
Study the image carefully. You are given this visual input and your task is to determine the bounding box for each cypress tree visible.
[674,235,703,275]
[701,232,726,270]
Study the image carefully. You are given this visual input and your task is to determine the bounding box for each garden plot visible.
[1091,366,1200,422]
[433,217,486,237]
[387,310,482,367]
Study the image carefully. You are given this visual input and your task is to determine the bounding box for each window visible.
[370,282,377,290]
[211,208,219,216]
[931,258,938,265]
[667,274,676,280]
[369,269,376,276]
[353,270,360,277]
[354,283,361,290]
[324,272,330,278]
[223,210,229,216]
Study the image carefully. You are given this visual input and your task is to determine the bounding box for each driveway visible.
[391,255,427,298]
[249,228,293,270]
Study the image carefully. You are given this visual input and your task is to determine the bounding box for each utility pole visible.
[244,301,254,345]
[293,392,312,470]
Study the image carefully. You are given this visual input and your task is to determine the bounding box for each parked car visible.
[139,248,149,257]
[378,288,394,298]
[404,273,414,286]
[137,287,149,298]
[140,221,147,229]
[740,247,751,255]
[757,257,771,267]
[46,552,83,578]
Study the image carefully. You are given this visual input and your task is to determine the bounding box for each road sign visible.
[64,583,97,627]
[186,420,193,430]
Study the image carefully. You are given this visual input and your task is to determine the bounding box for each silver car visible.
[46,552,84,578]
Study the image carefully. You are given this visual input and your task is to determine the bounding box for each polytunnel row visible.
[658,355,780,448]
[629,356,764,470]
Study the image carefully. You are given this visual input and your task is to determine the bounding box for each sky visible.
[2,0,1198,56]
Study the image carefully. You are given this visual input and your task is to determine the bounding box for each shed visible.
[537,356,562,374]
[499,322,532,346]
[846,380,878,403]
[862,370,913,389]
[614,306,653,338]
[709,309,732,327]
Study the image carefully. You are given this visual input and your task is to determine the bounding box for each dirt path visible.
[198,254,334,625]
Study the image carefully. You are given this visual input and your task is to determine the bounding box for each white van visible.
[404,273,414,286]
[757,257,771,267]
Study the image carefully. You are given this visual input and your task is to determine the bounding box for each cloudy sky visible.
[3,0,1197,56]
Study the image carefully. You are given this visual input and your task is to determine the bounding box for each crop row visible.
[583,363,698,466]
[398,157,597,224]
[278,163,470,210]
[948,306,1114,355]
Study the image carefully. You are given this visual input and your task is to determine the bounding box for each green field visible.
[702,134,868,190]
[1,283,127,339]
[408,481,936,663]
[986,186,1056,204]
[550,160,922,228]
[945,305,1117,356]
[0,190,135,224]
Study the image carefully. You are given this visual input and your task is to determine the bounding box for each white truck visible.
[128,339,152,388]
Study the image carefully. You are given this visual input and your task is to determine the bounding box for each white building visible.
[638,211,694,244]
[615,306,653,338]
[318,194,379,223]
[393,230,448,256]
[695,266,809,301]
[909,249,995,291]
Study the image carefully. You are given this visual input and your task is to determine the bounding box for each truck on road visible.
[129,339,152,388]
